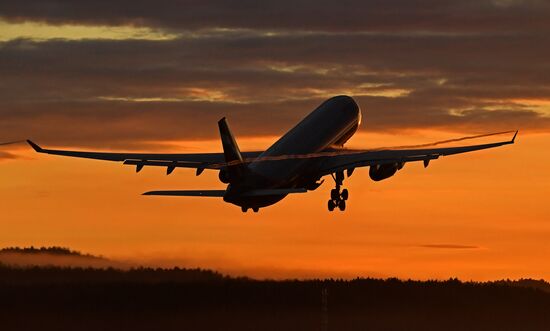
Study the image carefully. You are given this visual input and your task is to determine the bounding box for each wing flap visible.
[123,159,222,170]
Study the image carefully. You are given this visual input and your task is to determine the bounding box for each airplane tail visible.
[218,117,246,181]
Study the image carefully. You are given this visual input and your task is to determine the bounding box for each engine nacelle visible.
[304,179,324,191]
[369,163,403,181]
[218,169,230,184]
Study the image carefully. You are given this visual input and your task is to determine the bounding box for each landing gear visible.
[241,206,248,213]
[252,207,259,213]
[327,171,349,212]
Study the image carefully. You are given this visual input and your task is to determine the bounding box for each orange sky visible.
[1,1,550,280]
[1,131,548,280]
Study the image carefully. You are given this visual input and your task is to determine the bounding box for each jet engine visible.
[369,163,404,181]
[218,169,230,183]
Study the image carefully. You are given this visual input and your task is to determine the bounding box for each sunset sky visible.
[1,0,549,280]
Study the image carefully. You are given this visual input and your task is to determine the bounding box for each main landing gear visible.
[328,171,348,212]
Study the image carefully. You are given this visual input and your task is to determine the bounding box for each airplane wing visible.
[26,140,262,174]
[27,130,517,177]
[315,131,517,176]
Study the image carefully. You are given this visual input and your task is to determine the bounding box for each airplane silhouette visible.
[27,95,517,212]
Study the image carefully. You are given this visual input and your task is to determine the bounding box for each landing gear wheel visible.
[241,207,248,213]
[338,200,346,211]
[252,207,259,213]
[341,189,349,200]
[328,200,336,211]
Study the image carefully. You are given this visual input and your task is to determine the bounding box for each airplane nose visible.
[330,95,360,120]
[330,95,354,104]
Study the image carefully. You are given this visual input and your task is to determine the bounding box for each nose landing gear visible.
[328,171,349,212]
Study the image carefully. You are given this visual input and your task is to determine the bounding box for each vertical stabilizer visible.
[218,117,245,180]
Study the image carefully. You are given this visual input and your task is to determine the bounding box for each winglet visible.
[511,130,518,143]
[27,140,43,153]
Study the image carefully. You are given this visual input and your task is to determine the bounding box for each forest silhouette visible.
[1,261,550,330]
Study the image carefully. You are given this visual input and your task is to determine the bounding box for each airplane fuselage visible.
[224,95,361,209]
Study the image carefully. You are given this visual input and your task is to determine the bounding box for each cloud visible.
[0,1,548,148]
[0,0,549,33]
[0,151,20,161]
[0,19,178,42]
[418,244,480,249]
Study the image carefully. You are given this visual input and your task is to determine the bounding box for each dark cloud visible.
[0,1,548,148]
[0,0,549,33]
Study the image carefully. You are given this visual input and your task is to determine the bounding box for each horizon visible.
[2,245,550,284]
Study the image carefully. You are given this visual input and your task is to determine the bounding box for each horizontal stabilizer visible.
[143,190,226,197]
[142,188,307,198]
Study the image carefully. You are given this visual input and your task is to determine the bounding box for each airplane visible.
[27,95,517,213]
